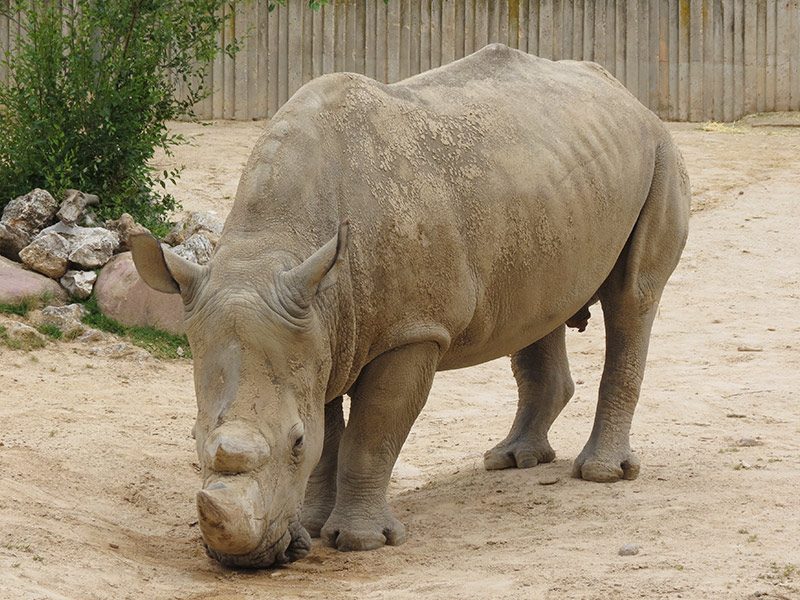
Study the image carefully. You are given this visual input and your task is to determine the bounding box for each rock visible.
[94,252,184,334]
[60,269,97,300]
[0,189,59,259]
[164,211,223,247]
[537,477,561,486]
[104,213,146,252]
[0,255,67,304]
[734,437,764,447]
[0,319,47,349]
[618,544,641,556]
[76,328,106,343]
[38,222,120,269]
[18,232,70,278]
[172,233,214,265]
[30,303,87,337]
[57,189,100,226]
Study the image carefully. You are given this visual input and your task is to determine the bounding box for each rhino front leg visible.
[302,396,344,537]
[484,324,574,470]
[321,342,439,552]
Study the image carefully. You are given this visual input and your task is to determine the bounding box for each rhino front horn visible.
[196,479,265,556]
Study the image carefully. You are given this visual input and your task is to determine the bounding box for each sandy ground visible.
[1,117,799,600]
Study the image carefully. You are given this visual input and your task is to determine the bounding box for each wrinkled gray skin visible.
[131,44,690,569]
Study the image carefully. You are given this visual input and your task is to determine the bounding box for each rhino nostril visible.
[204,421,270,473]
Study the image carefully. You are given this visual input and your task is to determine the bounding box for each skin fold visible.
[131,43,690,568]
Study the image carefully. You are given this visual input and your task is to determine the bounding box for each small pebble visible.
[735,437,764,447]
[736,345,763,352]
[538,477,560,486]
[109,543,119,549]
[618,543,641,556]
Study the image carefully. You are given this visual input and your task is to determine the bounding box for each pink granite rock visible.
[94,252,184,334]
[0,256,67,304]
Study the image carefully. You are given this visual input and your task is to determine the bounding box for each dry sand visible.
[1,118,798,600]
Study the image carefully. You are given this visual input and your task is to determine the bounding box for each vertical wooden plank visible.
[722,0,733,120]
[701,0,714,120]
[775,0,790,110]
[593,0,607,68]
[583,0,595,61]
[488,0,499,43]
[659,0,671,118]
[334,0,345,72]
[519,0,530,53]
[573,0,584,60]
[455,0,465,56]
[615,0,627,85]
[732,0,743,118]
[792,0,800,109]
[356,0,366,75]
[322,3,335,75]
[420,0,431,71]
[606,0,617,76]
[499,0,509,46]
[668,0,679,119]
[278,4,290,106]
[765,0,776,110]
[756,0,766,113]
[376,1,388,81]
[712,0,723,119]
[302,1,314,85]
[678,0,689,120]
[648,0,661,116]
[365,1,376,79]
[476,0,489,50]
[268,4,280,116]
[388,0,400,81]
[638,0,649,106]
[743,0,757,114]
[224,4,236,119]
[345,1,356,73]
[245,1,259,118]
[442,0,455,64]
[399,2,410,79]
[212,6,225,119]
[256,2,268,119]
[551,0,562,59]
[528,0,539,55]
[410,1,421,72]
[465,0,476,55]
[689,0,703,121]
[288,0,302,99]
[627,1,639,99]
[558,0,572,59]
[431,0,441,67]
[539,0,553,59]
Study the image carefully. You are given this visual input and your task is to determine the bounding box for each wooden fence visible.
[3,1,800,121]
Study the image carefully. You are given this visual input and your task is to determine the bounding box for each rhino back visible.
[224,44,672,371]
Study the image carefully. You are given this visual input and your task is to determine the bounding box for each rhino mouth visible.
[204,520,312,569]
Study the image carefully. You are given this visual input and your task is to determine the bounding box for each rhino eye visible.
[293,435,305,452]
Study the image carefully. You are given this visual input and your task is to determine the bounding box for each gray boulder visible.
[0,188,59,259]
[60,269,97,300]
[0,319,47,349]
[37,222,120,270]
[94,252,184,334]
[164,211,223,247]
[33,303,87,337]
[57,189,100,226]
[18,232,70,278]
[0,255,67,304]
[172,233,214,265]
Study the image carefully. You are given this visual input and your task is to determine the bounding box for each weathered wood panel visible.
[1,0,798,121]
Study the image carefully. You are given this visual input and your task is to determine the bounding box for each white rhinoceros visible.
[131,43,690,568]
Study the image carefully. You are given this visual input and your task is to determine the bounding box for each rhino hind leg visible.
[573,141,690,483]
[321,342,439,552]
[302,396,344,537]
[484,324,574,470]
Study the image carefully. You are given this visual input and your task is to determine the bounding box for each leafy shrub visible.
[0,0,239,234]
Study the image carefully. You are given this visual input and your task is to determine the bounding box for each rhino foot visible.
[572,445,640,482]
[320,506,406,552]
[301,503,335,538]
[483,436,556,470]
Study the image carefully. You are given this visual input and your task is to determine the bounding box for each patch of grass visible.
[36,324,63,340]
[0,324,46,351]
[80,296,190,360]
[0,292,55,317]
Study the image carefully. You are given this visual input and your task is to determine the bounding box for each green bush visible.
[0,0,239,234]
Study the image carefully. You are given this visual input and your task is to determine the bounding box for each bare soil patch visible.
[1,119,798,600]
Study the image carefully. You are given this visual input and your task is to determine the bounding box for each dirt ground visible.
[1,116,798,600]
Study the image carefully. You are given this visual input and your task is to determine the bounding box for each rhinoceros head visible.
[130,225,348,568]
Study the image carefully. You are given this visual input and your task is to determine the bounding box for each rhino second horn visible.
[204,422,270,473]
[196,480,264,555]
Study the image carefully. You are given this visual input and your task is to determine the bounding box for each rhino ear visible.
[130,232,204,296]
[281,222,349,313]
